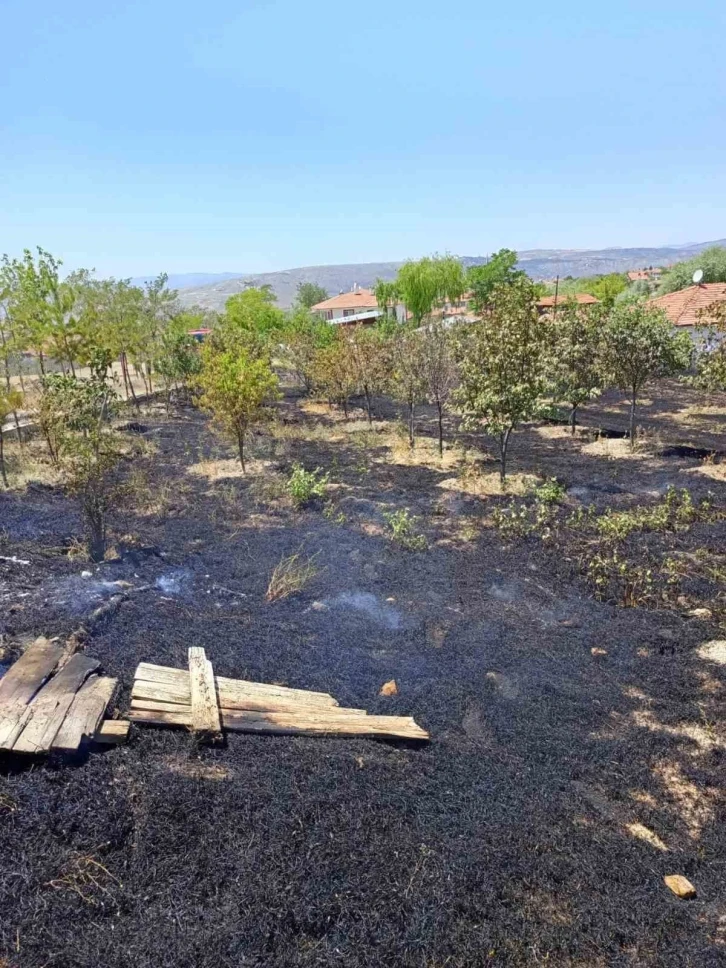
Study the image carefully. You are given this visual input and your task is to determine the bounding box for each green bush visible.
[286,463,329,509]
[530,477,566,504]
[382,508,427,550]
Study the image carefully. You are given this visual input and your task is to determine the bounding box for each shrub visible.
[530,477,566,505]
[265,550,319,602]
[382,508,427,550]
[285,463,329,509]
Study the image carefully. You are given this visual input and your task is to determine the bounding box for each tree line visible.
[1,247,724,562]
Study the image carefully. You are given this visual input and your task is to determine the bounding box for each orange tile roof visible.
[312,288,378,311]
[649,283,726,327]
[536,292,600,308]
[628,271,650,281]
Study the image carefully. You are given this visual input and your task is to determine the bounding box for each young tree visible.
[224,287,286,339]
[455,278,550,482]
[693,301,726,393]
[420,321,458,455]
[197,346,280,471]
[551,299,605,432]
[155,313,203,411]
[0,388,23,487]
[311,331,358,418]
[347,324,392,425]
[281,308,335,393]
[295,282,328,309]
[466,249,524,312]
[600,300,692,448]
[374,279,401,320]
[391,326,426,447]
[657,246,726,294]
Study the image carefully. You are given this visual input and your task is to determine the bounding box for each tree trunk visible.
[437,401,444,456]
[342,397,349,419]
[120,353,131,401]
[629,389,637,450]
[570,404,578,434]
[408,399,415,448]
[122,355,140,410]
[13,410,23,446]
[499,427,512,484]
[38,351,46,377]
[0,432,7,487]
[364,386,372,426]
[237,429,246,473]
[88,517,106,563]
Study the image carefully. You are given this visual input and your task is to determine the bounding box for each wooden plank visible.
[94,720,130,744]
[132,677,348,713]
[9,654,100,754]
[52,677,117,751]
[0,637,64,706]
[130,698,368,717]
[135,662,338,707]
[129,706,429,741]
[188,648,222,737]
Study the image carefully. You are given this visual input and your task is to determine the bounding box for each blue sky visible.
[2,0,725,277]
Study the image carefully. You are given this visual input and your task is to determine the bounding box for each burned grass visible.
[1,385,725,966]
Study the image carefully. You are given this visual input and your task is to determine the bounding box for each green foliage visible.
[347,325,392,424]
[600,300,692,445]
[382,508,427,550]
[295,282,328,309]
[550,300,605,430]
[281,308,335,392]
[197,344,280,471]
[692,301,726,392]
[395,255,465,324]
[657,246,726,294]
[455,277,550,480]
[223,287,286,339]
[593,487,712,541]
[311,331,358,416]
[530,477,566,504]
[285,463,329,508]
[491,499,556,541]
[374,279,401,317]
[0,387,23,486]
[466,249,524,311]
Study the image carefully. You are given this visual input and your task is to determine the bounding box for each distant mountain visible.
[173,240,726,312]
[131,272,242,291]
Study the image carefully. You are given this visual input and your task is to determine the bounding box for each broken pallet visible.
[0,638,129,754]
[130,649,429,742]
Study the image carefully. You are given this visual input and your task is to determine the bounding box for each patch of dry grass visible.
[265,549,320,603]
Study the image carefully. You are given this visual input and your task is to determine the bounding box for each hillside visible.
[174,239,726,310]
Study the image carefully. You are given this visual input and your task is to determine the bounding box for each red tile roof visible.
[312,289,378,311]
[649,283,726,327]
[536,292,600,308]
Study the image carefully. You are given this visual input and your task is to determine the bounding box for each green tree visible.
[295,282,328,309]
[455,278,550,482]
[658,246,726,294]
[347,325,392,425]
[224,287,286,339]
[281,308,335,393]
[197,345,280,471]
[374,279,401,319]
[585,273,628,309]
[600,300,692,447]
[396,255,465,325]
[311,331,358,417]
[551,299,605,432]
[155,313,203,410]
[0,387,23,486]
[467,249,524,312]
[693,302,726,393]
[391,326,426,447]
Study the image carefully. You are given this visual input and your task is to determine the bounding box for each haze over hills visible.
[172,239,726,311]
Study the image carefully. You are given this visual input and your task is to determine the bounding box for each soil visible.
[1,381,725,967]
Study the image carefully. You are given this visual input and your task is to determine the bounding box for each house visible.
[649,283,726,347]
[311,287,384,326]
[535,292,600,314]
[627,267,662,283]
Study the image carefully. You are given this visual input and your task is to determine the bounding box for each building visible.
[627,268,662,283]
[649,283,726,346]
[535,292,600,314]
[311,286,408,326]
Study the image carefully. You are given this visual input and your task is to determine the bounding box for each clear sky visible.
[2,0,725,277]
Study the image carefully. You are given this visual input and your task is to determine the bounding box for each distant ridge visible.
[171,239,726,311]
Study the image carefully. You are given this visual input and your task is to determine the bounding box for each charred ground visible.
[1,381,725,967]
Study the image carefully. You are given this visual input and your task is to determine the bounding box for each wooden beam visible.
[188,648,222,738]
[52,676,118,751]
[131,677,347,713]
[129,705,429,741]
[0,637,64,705]
[94,720,130,744]
[9,654,100,754]
[130,698,367,717]
[134,662,338,707]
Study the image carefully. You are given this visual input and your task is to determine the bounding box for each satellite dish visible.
[693,269,704,284]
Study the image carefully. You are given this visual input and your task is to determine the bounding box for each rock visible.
[664,875,696,899]
[309,601,328,612]
[81,570,92,578]
[686,607,712,620]
[379,679,398,696]
[591,647,608,657]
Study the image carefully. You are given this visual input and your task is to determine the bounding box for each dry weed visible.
[265,549,320,602]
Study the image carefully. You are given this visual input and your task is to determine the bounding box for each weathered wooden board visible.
[135,662,338,707]
[10,654,101,754]
[131,696,368,717]
[129,705,429,741]
[0,637,64,706]
[188,648,222,737]
[95,720,130,744]
[52,676,118,751]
